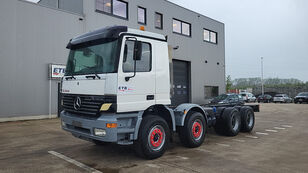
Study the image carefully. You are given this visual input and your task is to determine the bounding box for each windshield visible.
[65,39,119,76]
[213,94,228,101]
[298,93,308,96]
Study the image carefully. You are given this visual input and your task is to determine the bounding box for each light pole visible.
[261,57,264,96]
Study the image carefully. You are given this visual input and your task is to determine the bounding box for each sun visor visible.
[66,26,128,49]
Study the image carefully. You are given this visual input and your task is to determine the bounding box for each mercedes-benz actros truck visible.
[60,26,259,159]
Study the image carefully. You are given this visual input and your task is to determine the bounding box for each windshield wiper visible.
[85,71,101,80]
[94,71,101,79]
[65,75,76,80]
[86,74,101,80]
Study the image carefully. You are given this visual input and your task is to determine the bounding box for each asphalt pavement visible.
[0,103,307,173]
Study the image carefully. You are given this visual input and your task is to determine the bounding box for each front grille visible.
[62,94,116,117]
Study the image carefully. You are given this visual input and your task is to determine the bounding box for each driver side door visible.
[117,36,156,113]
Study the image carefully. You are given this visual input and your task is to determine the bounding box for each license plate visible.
[299,99,303,101]
[72,121,82,127]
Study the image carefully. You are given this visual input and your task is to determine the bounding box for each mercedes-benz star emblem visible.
[73,97,82,110]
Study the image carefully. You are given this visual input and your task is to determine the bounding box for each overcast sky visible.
[170,0,308,82]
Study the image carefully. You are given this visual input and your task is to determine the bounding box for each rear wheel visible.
[134,115,170,159]
[214,108,241,136]
[240,107,255,132]
[179,112,206,148]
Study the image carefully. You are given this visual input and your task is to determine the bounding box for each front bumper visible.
[295,97,308,102]
[60,111,142,145]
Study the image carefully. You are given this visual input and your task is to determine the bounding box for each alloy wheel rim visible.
[231,114,239,131]
[247,112,254,127]
[148,125,165,151]
[191,119,203,141]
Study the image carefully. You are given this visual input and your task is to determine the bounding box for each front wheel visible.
[134,115,170,159]
[179,112,206,148]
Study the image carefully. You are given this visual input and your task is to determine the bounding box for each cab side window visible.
[123,40,152,73]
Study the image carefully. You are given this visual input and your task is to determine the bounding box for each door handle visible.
[147,95,154,100]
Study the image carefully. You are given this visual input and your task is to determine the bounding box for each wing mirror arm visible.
[125,40,142,82]
[125,58,137,81]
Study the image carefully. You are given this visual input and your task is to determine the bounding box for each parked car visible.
[209,93,245,105]
[294,92,308,104]
[273,94,292,103]
[240,92,256,103]
[257,94,273,103]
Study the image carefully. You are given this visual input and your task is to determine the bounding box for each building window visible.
[34,0,83,15]
[137,7,146,24]
[24,0,40,3]
[204,29,217,44]
[123,41,152,72]
[155,12,163,29]
[96,0,128,19]
[204,30,210,42]
[173,19,191,37]
[172,19,181,33]
[204,86,219,99]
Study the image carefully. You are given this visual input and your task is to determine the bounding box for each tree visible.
[226,75,232,92]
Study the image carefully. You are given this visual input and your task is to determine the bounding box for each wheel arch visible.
[144,104,176,132]
[134,104,176,140]
[174,104,208,127]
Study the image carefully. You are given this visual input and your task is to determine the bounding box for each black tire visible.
[92,140,110,146]
[214,108,241,136]
[134,115,170,159]
[240,107,255,132]
[178,112,207,148]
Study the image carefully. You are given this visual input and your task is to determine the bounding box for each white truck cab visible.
[60,26,259,159]
[62,26,170,113]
